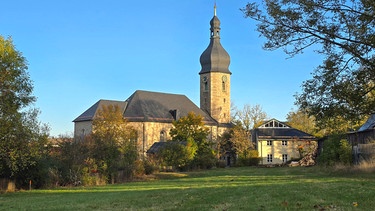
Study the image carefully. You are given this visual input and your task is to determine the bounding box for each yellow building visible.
[252,119,317,165]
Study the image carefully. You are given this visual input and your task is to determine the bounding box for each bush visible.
[190,143,216,170]
[318,135,352,166]
[143,158,158,175]
[236,150,260,166]
[216,160,227,168]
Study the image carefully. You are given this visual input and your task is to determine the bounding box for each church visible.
[73,6,232,155]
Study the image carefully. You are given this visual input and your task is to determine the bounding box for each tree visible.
[219,104,267,165]
[231,104,268,151]
[242,0,375,128]
[0,35,49,189]
[233,104,268,131]
[167,112,215,169]
[286,109,325,137]
[89,104,138,183]
[169,112,209,146]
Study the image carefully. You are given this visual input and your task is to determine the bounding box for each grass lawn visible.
[0,166,374,210]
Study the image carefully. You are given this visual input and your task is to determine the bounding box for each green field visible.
[0,166,374,210]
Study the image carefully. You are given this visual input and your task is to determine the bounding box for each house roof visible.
[73,90,218,125]
[358,114,375,132]
[252,119,316,140]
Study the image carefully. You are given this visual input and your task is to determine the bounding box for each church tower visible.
[199,5,231,124]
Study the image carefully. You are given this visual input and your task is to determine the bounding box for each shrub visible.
[236,150,260,166]
[216,160,227,168]
[318,135,352,166]
[191,143,216,169]
[143,158,158,175]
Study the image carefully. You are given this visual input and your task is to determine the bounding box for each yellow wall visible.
[258,139,317,164]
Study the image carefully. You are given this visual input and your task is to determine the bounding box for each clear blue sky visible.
[1,0,322,137]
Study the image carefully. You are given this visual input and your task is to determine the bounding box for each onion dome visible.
[199,5,231,75]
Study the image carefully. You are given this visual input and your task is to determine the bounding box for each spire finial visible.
[214,2,217,16]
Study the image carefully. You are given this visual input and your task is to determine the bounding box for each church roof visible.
[252,119,316,140]
[123,90,217,124]
[73,90,218,125]
[199,6,231,75]
[73,99,126,122]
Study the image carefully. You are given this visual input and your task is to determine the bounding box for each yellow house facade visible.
[252,119,317,165]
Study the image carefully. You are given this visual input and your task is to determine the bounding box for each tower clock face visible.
[222,75,227,82]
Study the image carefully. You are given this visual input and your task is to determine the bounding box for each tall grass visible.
[0,166,374,210]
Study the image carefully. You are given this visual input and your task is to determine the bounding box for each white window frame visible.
[282,154,288,163]
[267,154,273,163]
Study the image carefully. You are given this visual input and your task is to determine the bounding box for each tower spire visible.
[214,2,217,16]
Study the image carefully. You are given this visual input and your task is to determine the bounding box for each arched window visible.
[160,131,166,142]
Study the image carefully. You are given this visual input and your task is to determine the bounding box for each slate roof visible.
[146,142,168,154]
[253,128,316,140]
[358,114,375,132]
[73,90,218,125]
[199,12,231,75]
[73,100,126,122]
[252,119,316,141]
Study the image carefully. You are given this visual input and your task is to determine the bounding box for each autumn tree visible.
[286,109,325,137]
[242,0,375,129]
[230,104,268,151]
[0,35,49,189]
[88,104,138,183]
[165,112,215,169]
[233,104,268,131]
[287,109,365,136]
[219,104,267,165]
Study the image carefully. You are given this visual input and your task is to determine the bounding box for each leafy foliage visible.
[169,112,209,146]
[89,104,138,183]
[160,112,214,170]
[220,104,266,165]
[318,135,353,166]
[232,104,268,131]
[242,0,375,128]
[0,35,49,188]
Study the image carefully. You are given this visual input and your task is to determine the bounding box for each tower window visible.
[222,81,226,91]
[204,82,208,91]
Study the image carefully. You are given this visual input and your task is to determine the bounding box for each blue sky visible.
[1,0,322,136]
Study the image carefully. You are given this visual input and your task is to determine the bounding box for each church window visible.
[267,140,272,146]
[223,98,226,103]
[160,131,166,142]
[222,81,226,91]
[282,141,288,146]
[204,81,208,91]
